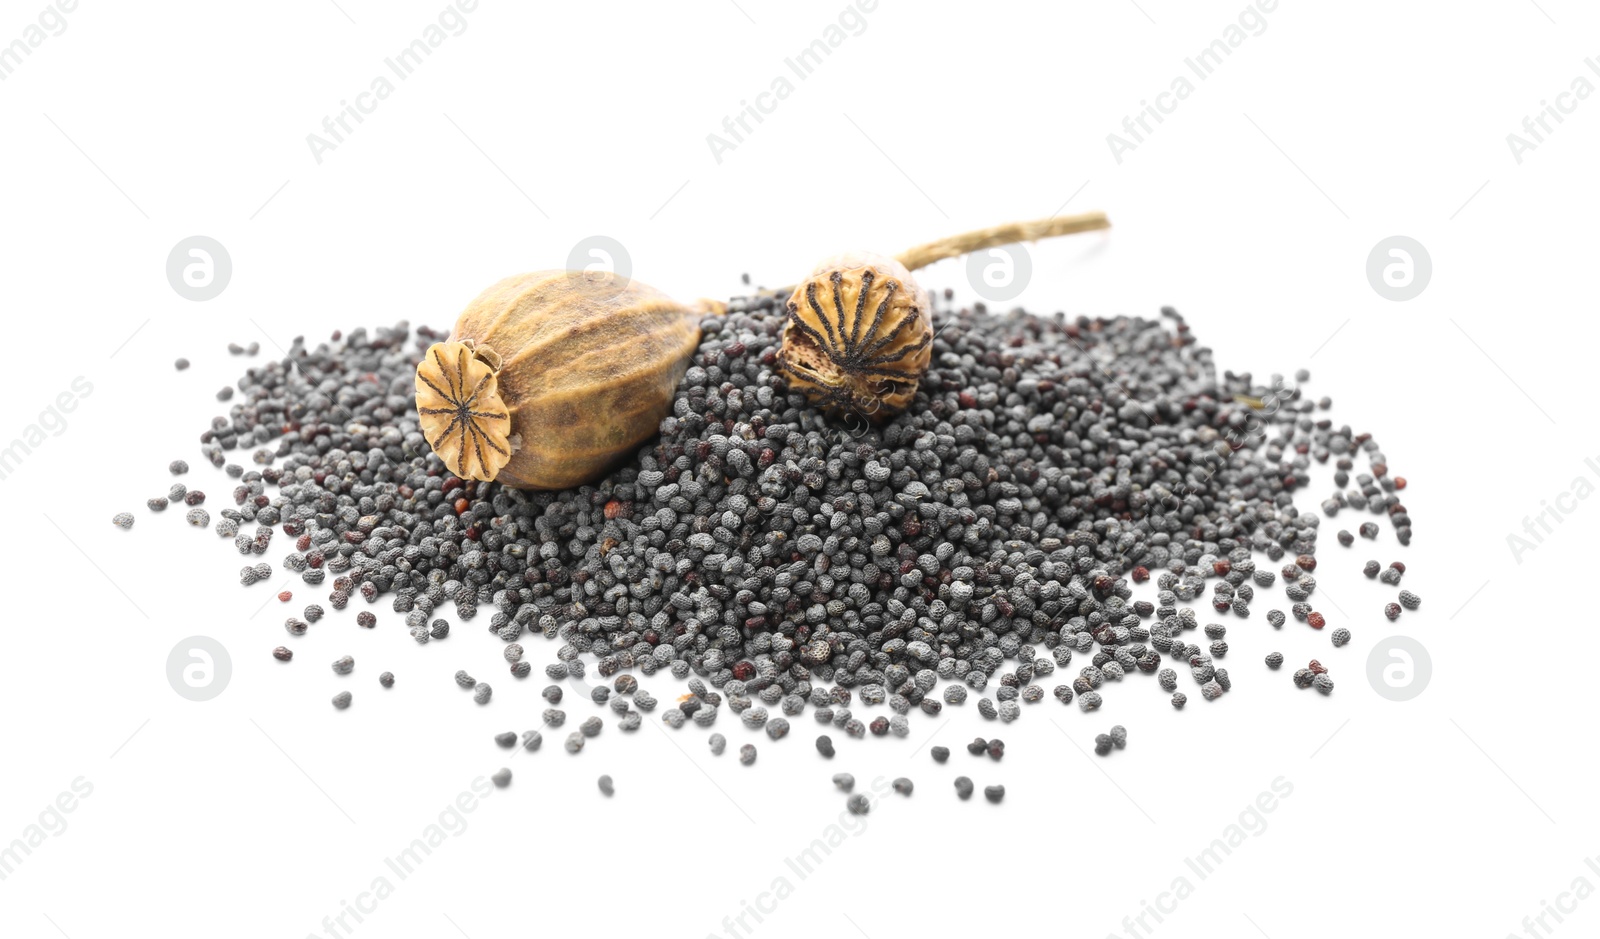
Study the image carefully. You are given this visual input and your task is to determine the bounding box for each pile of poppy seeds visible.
[137,292,1417,803]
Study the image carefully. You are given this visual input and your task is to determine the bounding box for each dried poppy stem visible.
[763,211,1110,297]
[892,211,1111,272]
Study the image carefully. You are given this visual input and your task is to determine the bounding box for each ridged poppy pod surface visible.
[414,270,711,490]
[777,251,934,421]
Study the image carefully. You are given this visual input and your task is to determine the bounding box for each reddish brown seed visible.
[1372,462,1387,477]
[731,661,755,681]
[1295,554,1317,572]
[278,590,293,602]
[272,646,293,661]
[1389,561,1406,574]
[1132,566,1150,583]
[1307,612,1326,629]
[1394,476,1407,490]
[1385,603,1402,620]
[604,500,625,520]
[1213,560,1231,576]
[454,498,470,515]
[1308,659,1327,675]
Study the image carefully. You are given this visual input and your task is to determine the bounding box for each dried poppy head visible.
[778,251,933,421]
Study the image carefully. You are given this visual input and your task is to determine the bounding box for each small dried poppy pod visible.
[415,271,717,489]
[778,251,932,420]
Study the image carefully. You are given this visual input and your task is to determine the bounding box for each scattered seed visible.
[491,767,512,787]
[846,793,870,814]
[892,777,914,796]
[833,773,856,792]
[379,671,394,688]
[739,744,757,765]
[598,774,614,796]
[331,691,352,709]
[983,785,1006,804]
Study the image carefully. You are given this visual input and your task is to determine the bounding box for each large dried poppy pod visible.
[415,271,718,489]
[778,251,933,421]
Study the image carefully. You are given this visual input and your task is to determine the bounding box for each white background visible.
[1,1,1594,937]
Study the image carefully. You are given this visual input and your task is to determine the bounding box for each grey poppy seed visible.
[739,744,757,765]
[491,767,512,787]
[331,691,352,709]
[833,772,855,791]
[379,671,394,687]
[598,775,614,796]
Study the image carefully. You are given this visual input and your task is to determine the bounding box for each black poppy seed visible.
[1265,652,1284,669]
[1398,589,1421,610]
[892,777,914,796]
[174,357,190,370]
[846,793,870,814]
[1110,724,1127,748]
[331,655,354,675]
[169,460,189,475]
[987,739,1004,760]
[473,683,492,704]
[931,745,950,763]
[155,295,1416,777]
[1095,734,1113,755]
[739,744,757,765]
[833,772,856,792]
[954,776,974,800]
[379,671,394,687]
[272,646,292,661]
[580,716,603,737]
[331,691,351,709]
[1331,627,1351,647]
[1171,692,1187,709]
[494,731,516,748]
[598,774,614,796]
[565,733,584,753]
[186,508,209,527]
[146,497,168,512]
[983,785,1005,804]
[491,767,512,787]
